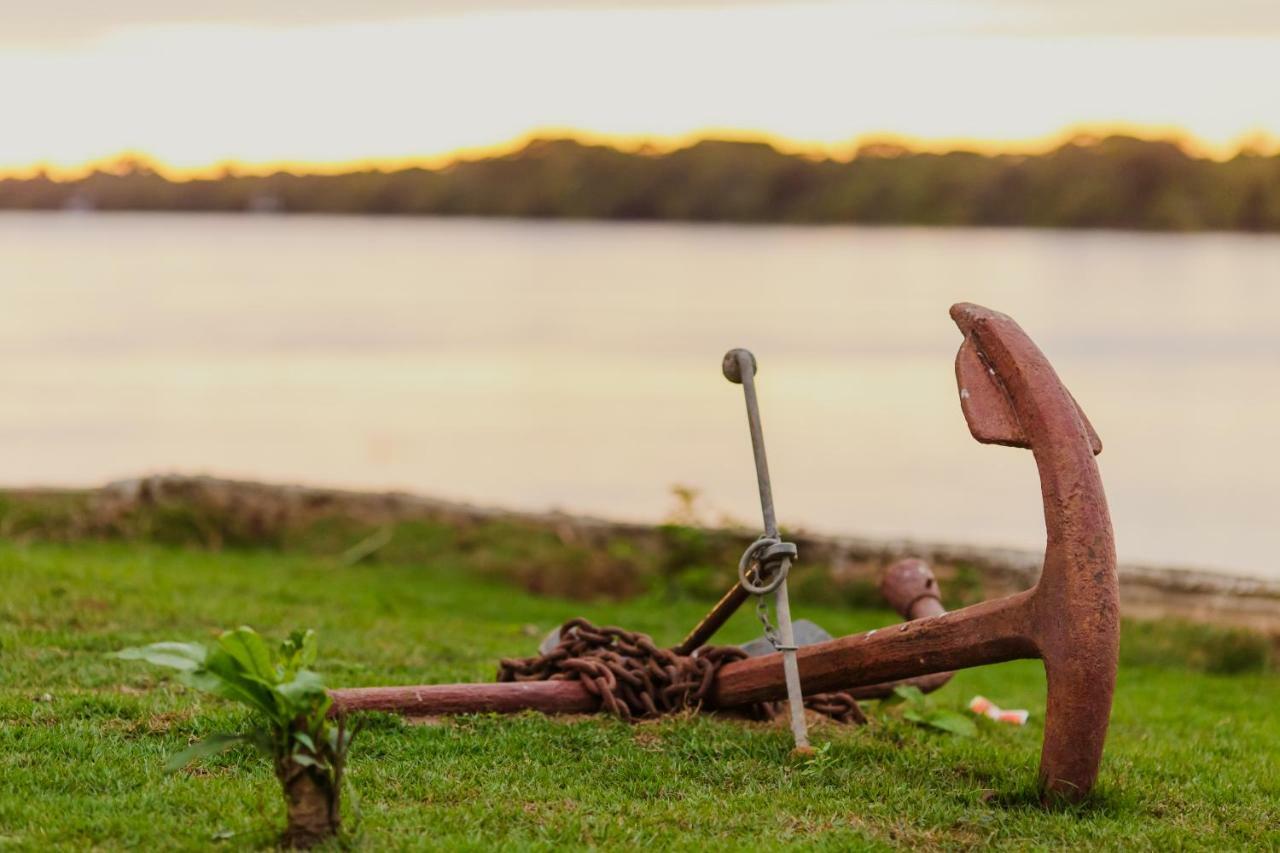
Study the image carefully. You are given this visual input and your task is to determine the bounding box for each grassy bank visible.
[2,540,1277,850]
[6,480,1279,646]
[0,483,991,609]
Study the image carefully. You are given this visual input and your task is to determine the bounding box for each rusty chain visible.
[497,617,866,725]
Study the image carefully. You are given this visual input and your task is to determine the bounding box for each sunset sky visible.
[4,0,1279,174]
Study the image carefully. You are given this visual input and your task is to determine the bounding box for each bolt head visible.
[880,558,940,617]
[722,348,757,383]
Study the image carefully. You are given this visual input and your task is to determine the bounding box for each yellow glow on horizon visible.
[2,4,1279,177]
[4,122,1271,183]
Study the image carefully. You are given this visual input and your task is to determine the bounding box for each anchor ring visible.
[737,536,797,595]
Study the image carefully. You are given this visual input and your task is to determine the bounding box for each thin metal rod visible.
[736,353,777,537]
[772,560,809,747]
[673,349,769,654]
[674,583,751,656]
[732,349,808,749]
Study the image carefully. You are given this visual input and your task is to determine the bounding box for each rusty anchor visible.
[330,302,1119,802]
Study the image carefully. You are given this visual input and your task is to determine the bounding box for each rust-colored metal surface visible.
[675,559,953,704]
[843,558,954,700]
[330,679,597,716]
[958,302,1118,801]
[329,303,1119,803]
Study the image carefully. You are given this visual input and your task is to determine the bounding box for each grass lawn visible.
[2,540,1277,850]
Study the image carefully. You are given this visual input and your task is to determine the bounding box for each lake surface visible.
[2,213,1277,577]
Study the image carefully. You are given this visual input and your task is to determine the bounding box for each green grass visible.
[1,541,1277,851]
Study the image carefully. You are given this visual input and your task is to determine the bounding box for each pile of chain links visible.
[497,617,865,725]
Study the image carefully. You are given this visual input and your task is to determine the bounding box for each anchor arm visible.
[952,303,1119,800]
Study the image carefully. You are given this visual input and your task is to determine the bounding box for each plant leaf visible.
[892,685,927,706]
[293,731,316,753]
[194,650,285,721]
[281,629,319,671]
[217,627,277,684]
[299,630,318,668]
[114,642,207,671]
[164,733,246,773]
[277,669,328,718]
[904,708,977,737]
[923,710,978,737]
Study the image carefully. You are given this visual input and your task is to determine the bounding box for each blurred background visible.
[2,0,1277,577]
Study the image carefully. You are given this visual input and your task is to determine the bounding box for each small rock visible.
[538,626,564,654]
[35,693,53,703]
[740,619,832,657]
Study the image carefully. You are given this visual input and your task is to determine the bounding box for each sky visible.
[3,0,1279,174]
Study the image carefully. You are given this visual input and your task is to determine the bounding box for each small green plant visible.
[793,741,838,779]
[883,684,977,737]
[116,627,352,849]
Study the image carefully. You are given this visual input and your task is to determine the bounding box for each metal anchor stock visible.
[719,346,810,751]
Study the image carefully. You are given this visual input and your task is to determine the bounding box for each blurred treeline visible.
[4,134,1280,230]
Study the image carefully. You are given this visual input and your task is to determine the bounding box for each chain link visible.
[755,590,782,650]
[497,618,865,725]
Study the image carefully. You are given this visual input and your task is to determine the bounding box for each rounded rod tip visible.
[722,349,757,384]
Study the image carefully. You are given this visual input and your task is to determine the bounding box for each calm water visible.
[2,213,1278,577]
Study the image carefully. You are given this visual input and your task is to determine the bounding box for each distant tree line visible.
[3,135,1280,231]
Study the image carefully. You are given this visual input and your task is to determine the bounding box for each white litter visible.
[968,695,1029,725]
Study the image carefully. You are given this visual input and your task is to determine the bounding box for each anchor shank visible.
[712,590,1039,707]
[330,590,1038,719]
[329,679,597,716]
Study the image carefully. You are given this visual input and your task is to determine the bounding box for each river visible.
[2,213,1277,577]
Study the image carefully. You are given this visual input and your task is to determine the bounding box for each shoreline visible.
[5,135,1279,233]
[4,474,1278,633]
